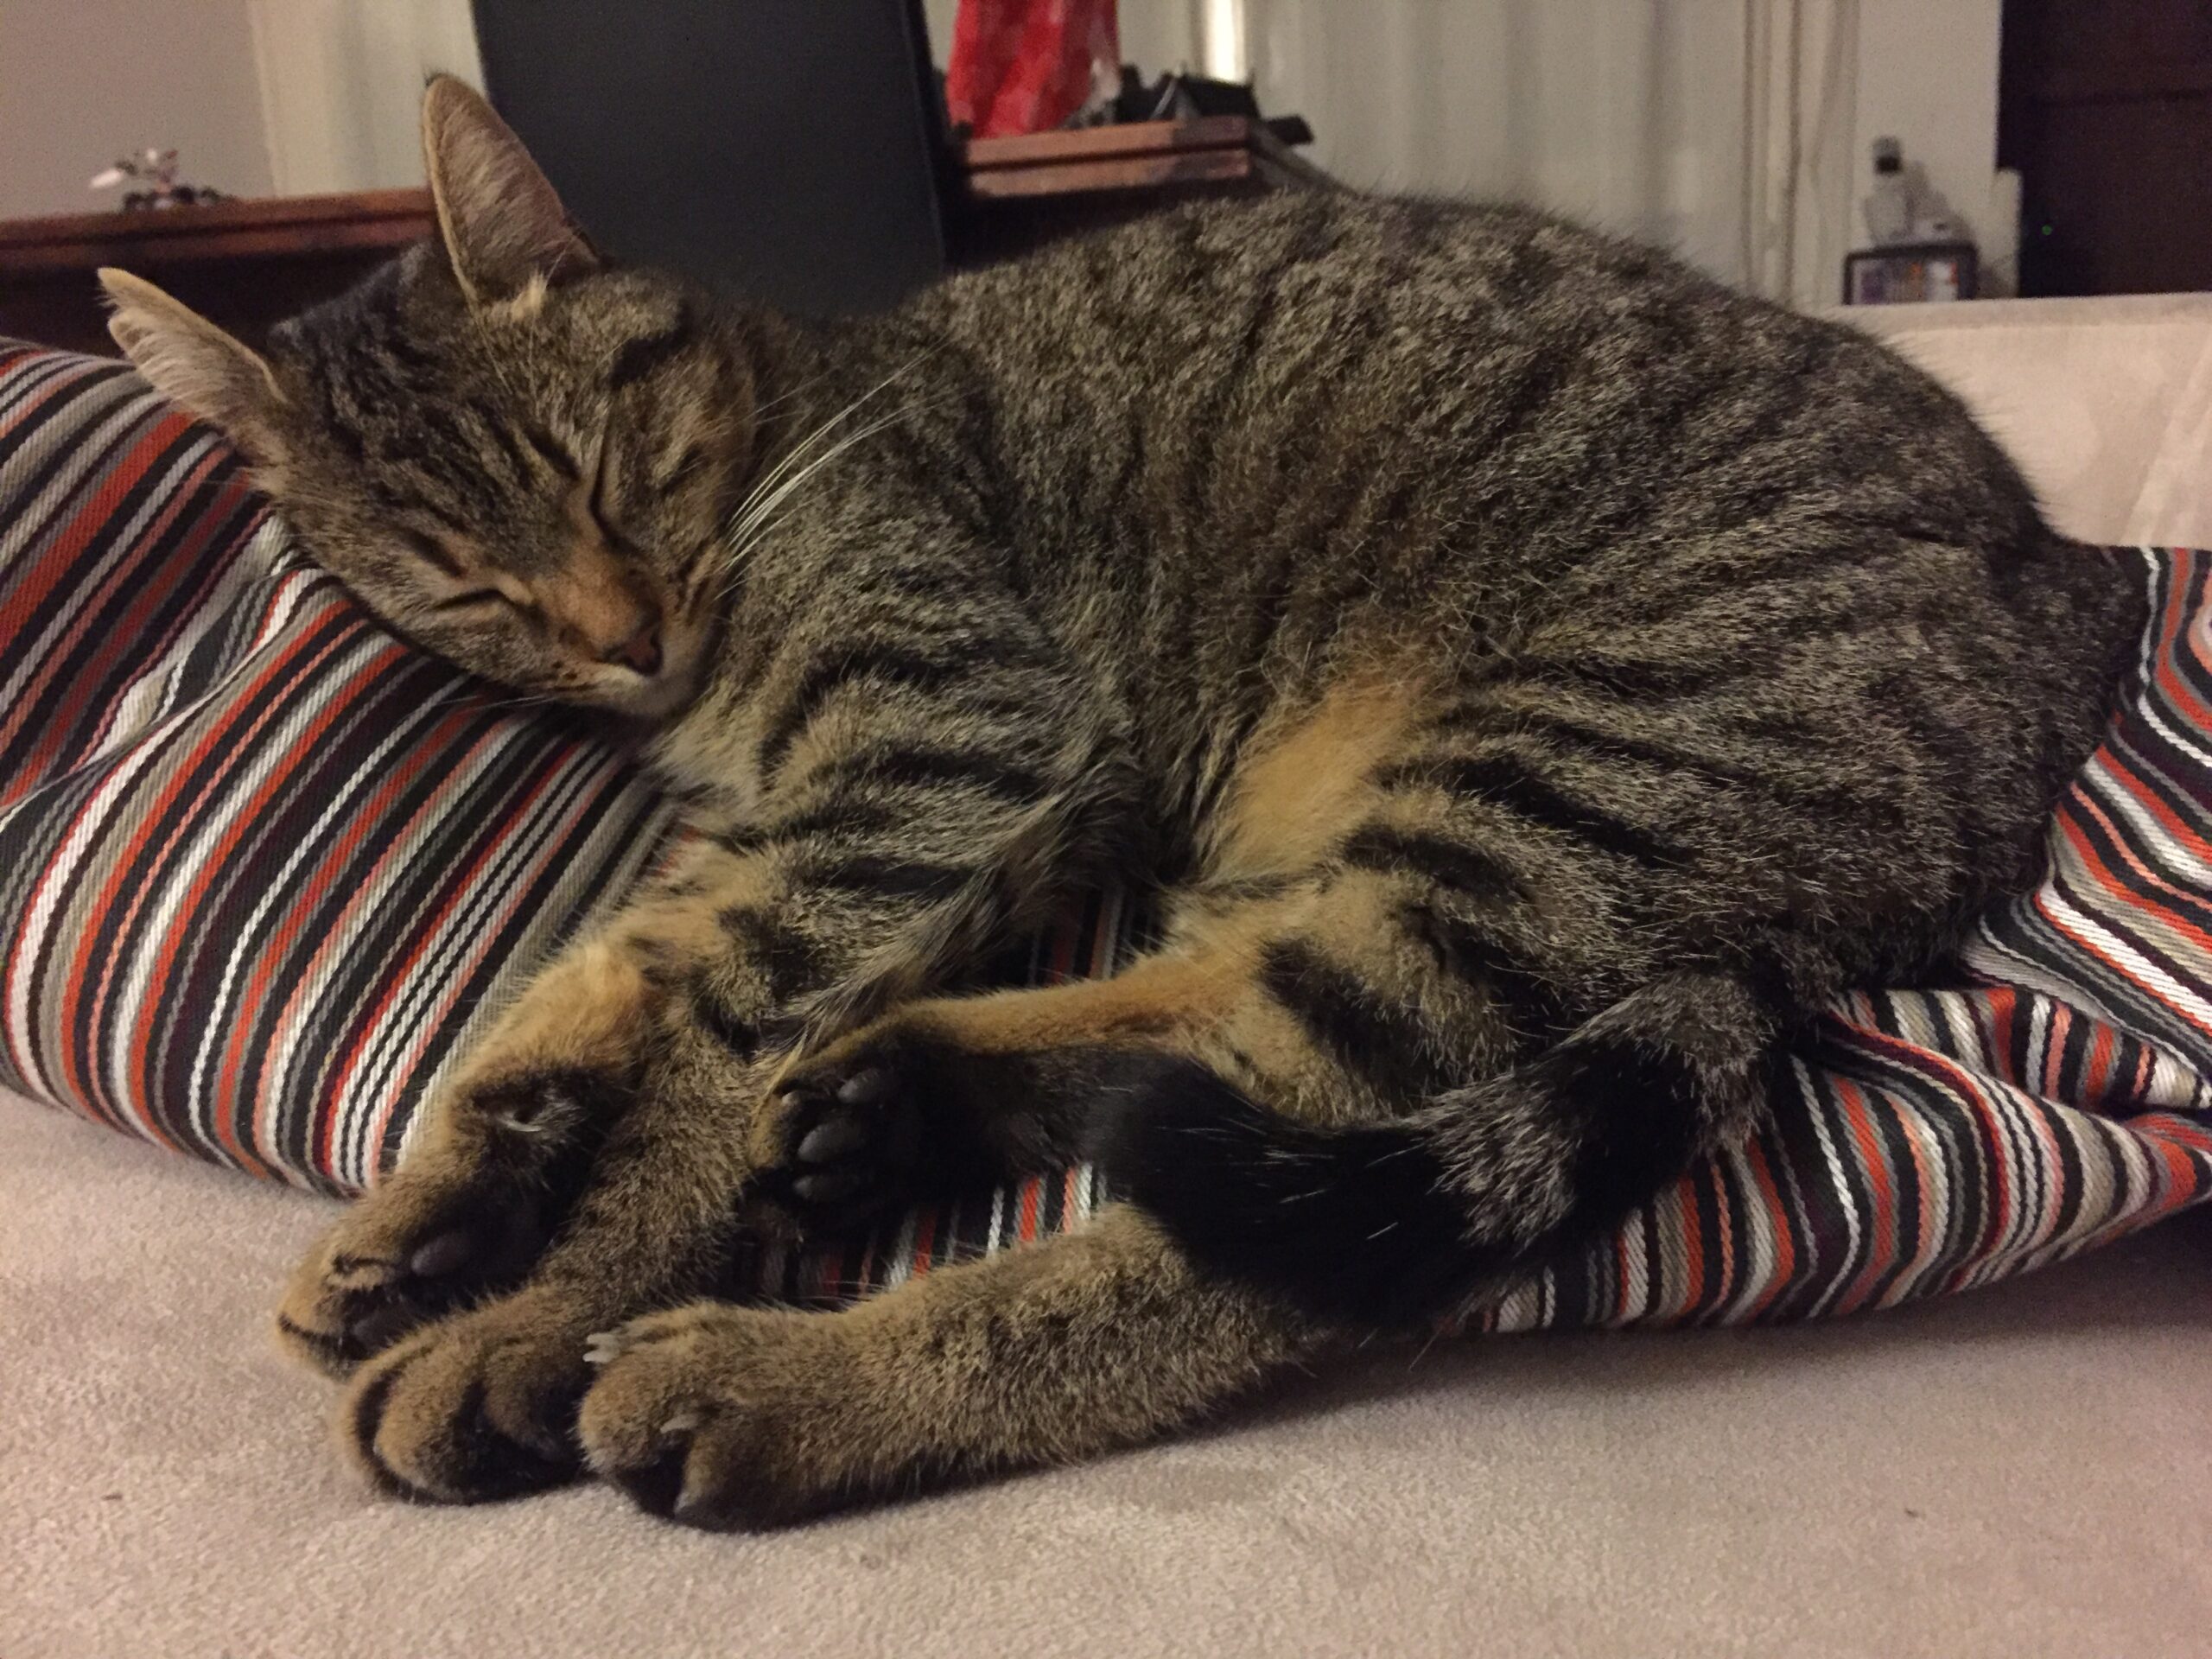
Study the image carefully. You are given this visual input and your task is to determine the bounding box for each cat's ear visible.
[421,73,598,307]
[99,268,289,461]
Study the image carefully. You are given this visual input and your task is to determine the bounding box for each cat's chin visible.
[593,624,711,724]
[598,664,703,725]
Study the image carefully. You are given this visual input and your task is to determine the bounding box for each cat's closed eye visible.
[397,530,538,620]
[399,528,468,580]
[429,588,519,616]
[588,439,645,560]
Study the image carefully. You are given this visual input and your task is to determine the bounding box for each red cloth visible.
[946,0,1118,138]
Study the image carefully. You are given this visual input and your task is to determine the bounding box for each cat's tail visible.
[1094,971,1772,1327]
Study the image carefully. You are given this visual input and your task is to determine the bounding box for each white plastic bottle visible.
[1864,137,1913,245]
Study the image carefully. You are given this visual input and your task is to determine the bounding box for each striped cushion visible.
[0,345,673,1190]
[3,340,2208,1330]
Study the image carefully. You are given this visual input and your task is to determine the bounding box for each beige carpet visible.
[5,1095,2209,1659]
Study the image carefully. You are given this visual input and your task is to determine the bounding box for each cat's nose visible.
[605,618,662,677]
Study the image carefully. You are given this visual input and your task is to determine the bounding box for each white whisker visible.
[714,351,941,572]
[721,403,933,572]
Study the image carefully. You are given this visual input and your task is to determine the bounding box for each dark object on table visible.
[468,1,1319,315]
[471,0,949,317]
[1103,67,1262,125]
[1842,242,1980,304]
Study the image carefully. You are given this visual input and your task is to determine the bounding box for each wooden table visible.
[0,190,434,356]
[950,114,1326,264]
[0,117,1320,354]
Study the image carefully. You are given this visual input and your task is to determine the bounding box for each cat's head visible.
[100,77,751,721]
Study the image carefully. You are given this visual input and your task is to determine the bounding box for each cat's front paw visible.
[338,1284,598,1503]
[276,1070,617,1375]
[578,1301,854,1530]
[755,1045,927,1233]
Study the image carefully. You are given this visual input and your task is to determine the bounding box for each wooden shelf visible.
[947,115,1326,265]
[959,115,1325,197]
[0,189,436,356]
[0,189,434,275]
[0,118,1323,354]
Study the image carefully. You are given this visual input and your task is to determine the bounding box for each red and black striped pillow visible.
[3,340,2207,1328]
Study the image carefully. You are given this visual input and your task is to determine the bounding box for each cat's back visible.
[897,189,2047,622]
[831,190,2137,913]
[928,188,1885,415]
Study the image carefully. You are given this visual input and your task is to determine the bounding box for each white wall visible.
[923,0,961,63]
[1854,0,2005,275]
[1082,1,1849,297]
[0,0,274,219]
[245,0,482,195]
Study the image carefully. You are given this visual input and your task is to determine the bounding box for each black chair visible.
[470,0,950,316]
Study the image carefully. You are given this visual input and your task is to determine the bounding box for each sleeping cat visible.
[102,78,2140,1529]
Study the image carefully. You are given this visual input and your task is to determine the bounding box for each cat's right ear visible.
[421,73,598,308]
[99,268,289,462]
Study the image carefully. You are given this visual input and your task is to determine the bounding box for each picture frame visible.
[1842,241,1980,304]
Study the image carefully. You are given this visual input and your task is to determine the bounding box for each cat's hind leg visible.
[575,672,1798,1523]
[747,669,1452,1219]
[577,1203,1316,1529]
[759,664,1789,1324]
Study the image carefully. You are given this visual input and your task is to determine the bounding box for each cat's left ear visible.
[99,268,289,461]
[421,73,598,308]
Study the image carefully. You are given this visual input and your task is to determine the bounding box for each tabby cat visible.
[102,79,2141,1529]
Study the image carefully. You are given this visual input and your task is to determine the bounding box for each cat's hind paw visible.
[337,1284,594,1503]
[756,1052,925,1234]
[276,1070,613,1374]
[579,1301,853,1530]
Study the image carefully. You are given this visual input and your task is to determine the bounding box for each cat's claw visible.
[582,1328,632,1367]
[579,1302,849,1530]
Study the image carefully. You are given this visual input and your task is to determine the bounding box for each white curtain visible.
[245,0,483,196]
[1153,0,1865,308]
[1738,0,1861,304]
